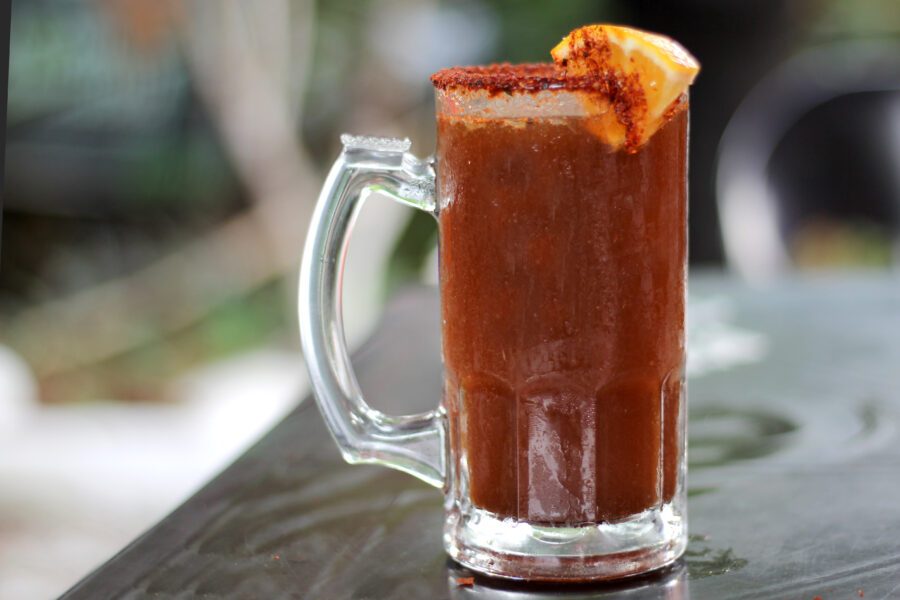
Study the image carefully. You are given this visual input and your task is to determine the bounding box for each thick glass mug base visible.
[444,498,686,582]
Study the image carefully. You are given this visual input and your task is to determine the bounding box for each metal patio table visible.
[60,273,900,599]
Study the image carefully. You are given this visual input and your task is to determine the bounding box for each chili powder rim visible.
[430,63,621,96]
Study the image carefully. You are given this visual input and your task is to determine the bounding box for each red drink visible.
[435,65,688,525]
[302,31,697,582]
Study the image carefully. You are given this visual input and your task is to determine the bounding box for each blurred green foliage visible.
[41,279,288,402]
[488,0,613,62]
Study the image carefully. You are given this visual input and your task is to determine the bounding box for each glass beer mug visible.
[299,64,688,581]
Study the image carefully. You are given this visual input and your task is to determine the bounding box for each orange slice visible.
[551,25,699,151]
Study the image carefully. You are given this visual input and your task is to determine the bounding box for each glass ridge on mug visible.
[299,24,700,581]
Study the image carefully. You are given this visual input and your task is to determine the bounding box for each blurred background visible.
[1,0,898,597]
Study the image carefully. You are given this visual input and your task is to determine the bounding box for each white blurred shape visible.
[688,296,768,377]
[174,348,306,464]
[369,0,497,87]
[716,41,900,281]
[342,193,418,349]
[0,347,305,600]
[0,345,38,433]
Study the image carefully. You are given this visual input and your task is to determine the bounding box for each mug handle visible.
[298,134,445,488]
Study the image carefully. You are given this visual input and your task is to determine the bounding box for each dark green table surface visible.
[61,274,900,599]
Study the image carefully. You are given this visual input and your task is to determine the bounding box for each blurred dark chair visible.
[716,41,900,280]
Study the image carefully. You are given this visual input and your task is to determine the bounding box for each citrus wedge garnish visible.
[551,25,699,151]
